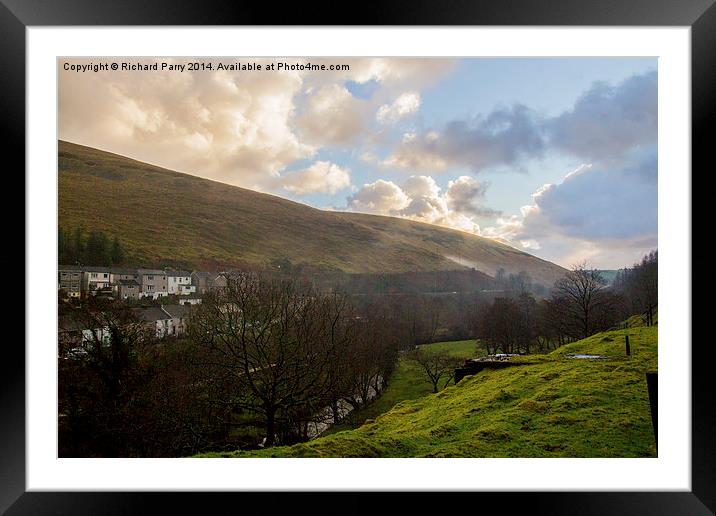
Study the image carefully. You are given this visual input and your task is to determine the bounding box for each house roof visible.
[161,304,192,318]
[111,268,138,276]
[165,269,192,277]
[137,269,166,276]
[132,306,172,322]
[83,266,111,273]
[58,265,85,272]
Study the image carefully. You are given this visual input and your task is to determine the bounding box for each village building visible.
[58,314,110,356]
[132,306,173,337]
[82,266,111,294]
[110,268,139,284]
[137,269,168,299]
[116,279,141,300]
[58,265,84,298]
[165,269,195,295]
[162,304,192,336]
[190,271,213,294]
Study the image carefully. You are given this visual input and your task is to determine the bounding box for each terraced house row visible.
[58,265,229,300]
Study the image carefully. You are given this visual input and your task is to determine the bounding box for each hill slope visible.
[58,140,566,284]
[200,326,657,458]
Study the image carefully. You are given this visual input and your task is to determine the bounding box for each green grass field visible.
[197,326,657,458]
[325,340,479,434]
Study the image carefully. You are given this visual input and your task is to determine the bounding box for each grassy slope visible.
[199,326,657,458]
[58,140,566,283]
[326,340,479,434]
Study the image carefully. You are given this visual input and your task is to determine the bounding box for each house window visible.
[91,273,98,278]
[103,273,108,278]
[148,275,154,280]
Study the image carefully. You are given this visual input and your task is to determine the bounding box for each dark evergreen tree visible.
[111,236,124,265]
[72,226,85,264]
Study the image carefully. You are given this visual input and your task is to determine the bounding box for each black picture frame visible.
[3,1,711,513]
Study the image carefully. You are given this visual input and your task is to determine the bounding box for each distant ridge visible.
[58,140,567,286]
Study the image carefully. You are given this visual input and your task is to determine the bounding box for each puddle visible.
[566,354,610,359]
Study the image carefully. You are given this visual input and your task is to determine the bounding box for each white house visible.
[165,269,196,295]
[83,266,111,294]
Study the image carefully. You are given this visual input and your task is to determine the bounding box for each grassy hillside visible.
[199,326,657,458]
[58,140,566,284]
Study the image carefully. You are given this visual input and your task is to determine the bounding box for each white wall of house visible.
[167,275,195,295]
[85,270,111,292]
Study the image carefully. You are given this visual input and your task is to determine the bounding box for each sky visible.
[59,57,658,269]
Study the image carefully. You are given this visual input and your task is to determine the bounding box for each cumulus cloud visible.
[60,57,313,191]
[348,175,498,234]
[295,84,367,146]
[376,92,421,124]
[547,71,657,164]
[383,105,545,173]
[347,179,411,214]
[59,57,457,192]
[445,176,500,217]
[484,151,657,264]
[278,161,351,195]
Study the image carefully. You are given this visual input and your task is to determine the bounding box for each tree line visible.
[474,251,657,355]
[612,250,658,326]
[58,226,126,266]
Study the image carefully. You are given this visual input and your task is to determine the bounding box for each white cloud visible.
[348,175,498,234]
[376,92,421,124]
[295,84,367,146]
[60,57,314,191]
[278,161,351,195]
[347,180,411,214]
[59,57,457,192]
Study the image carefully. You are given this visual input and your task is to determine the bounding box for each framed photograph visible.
[6,0,711,513]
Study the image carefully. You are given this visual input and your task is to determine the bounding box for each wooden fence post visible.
[646,371,658,449]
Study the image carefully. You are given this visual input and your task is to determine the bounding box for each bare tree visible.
[407,348,461,393]
[552,262,608,339]
[189,274,347,446]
